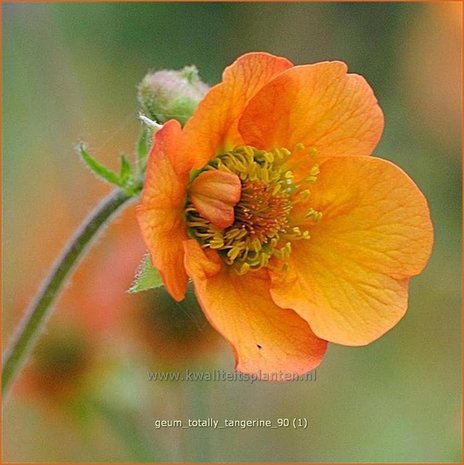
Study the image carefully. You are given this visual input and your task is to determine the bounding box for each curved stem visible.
[2,189,133,399]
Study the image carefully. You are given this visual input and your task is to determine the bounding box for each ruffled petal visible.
[270,156,433,345]
[184,240,327,377]
[181,52,293,172]
[137,120,189,300]
[239,62,384,157]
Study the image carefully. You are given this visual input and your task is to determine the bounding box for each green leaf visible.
[119,154,132,184]
[129,254,163,293]
[77,144,122,187]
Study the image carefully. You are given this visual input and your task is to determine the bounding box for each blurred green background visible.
[3,2,461,462]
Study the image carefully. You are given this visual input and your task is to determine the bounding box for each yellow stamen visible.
[185,145,322,273]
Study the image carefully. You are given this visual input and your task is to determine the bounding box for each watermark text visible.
[147,368,317,384]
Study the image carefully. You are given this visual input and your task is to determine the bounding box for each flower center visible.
[186,145,321,274]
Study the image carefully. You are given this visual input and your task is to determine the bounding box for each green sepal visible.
[136,127,152,171]
[119,154,132,184]
[77,144,142,197]
[129,253,163,293]
[78,144,121,187]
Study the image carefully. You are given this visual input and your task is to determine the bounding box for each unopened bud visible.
[137,65,209,126]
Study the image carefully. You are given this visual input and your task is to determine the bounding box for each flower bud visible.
[137,65,209,126]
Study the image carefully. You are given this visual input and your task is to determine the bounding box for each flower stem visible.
[2,189,133,400]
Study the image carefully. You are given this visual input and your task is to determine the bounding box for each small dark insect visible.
[257,344,262,350]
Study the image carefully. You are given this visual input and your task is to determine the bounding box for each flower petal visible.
[190,170,241,229]
[181,52,293,171]
[137,120,189,301]
[184,239,327,376]
[270,156,433,346]
[239,62,384,157]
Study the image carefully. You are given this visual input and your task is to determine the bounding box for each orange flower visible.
[138,52,433,377]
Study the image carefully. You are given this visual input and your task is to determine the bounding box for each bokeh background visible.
[3,2,461,462]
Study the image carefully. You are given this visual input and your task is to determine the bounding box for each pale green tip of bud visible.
[137,65,209,126]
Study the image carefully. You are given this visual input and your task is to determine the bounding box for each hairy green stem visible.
[2,189,133,399]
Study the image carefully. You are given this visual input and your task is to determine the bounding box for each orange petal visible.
[190,170,241,229]
[137,120,189,301]
[270,156,433,346]
[184,239,327,377]
[239,61,384,157]
[180,52,293,172]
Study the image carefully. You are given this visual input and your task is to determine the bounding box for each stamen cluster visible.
[186,145,322,274]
